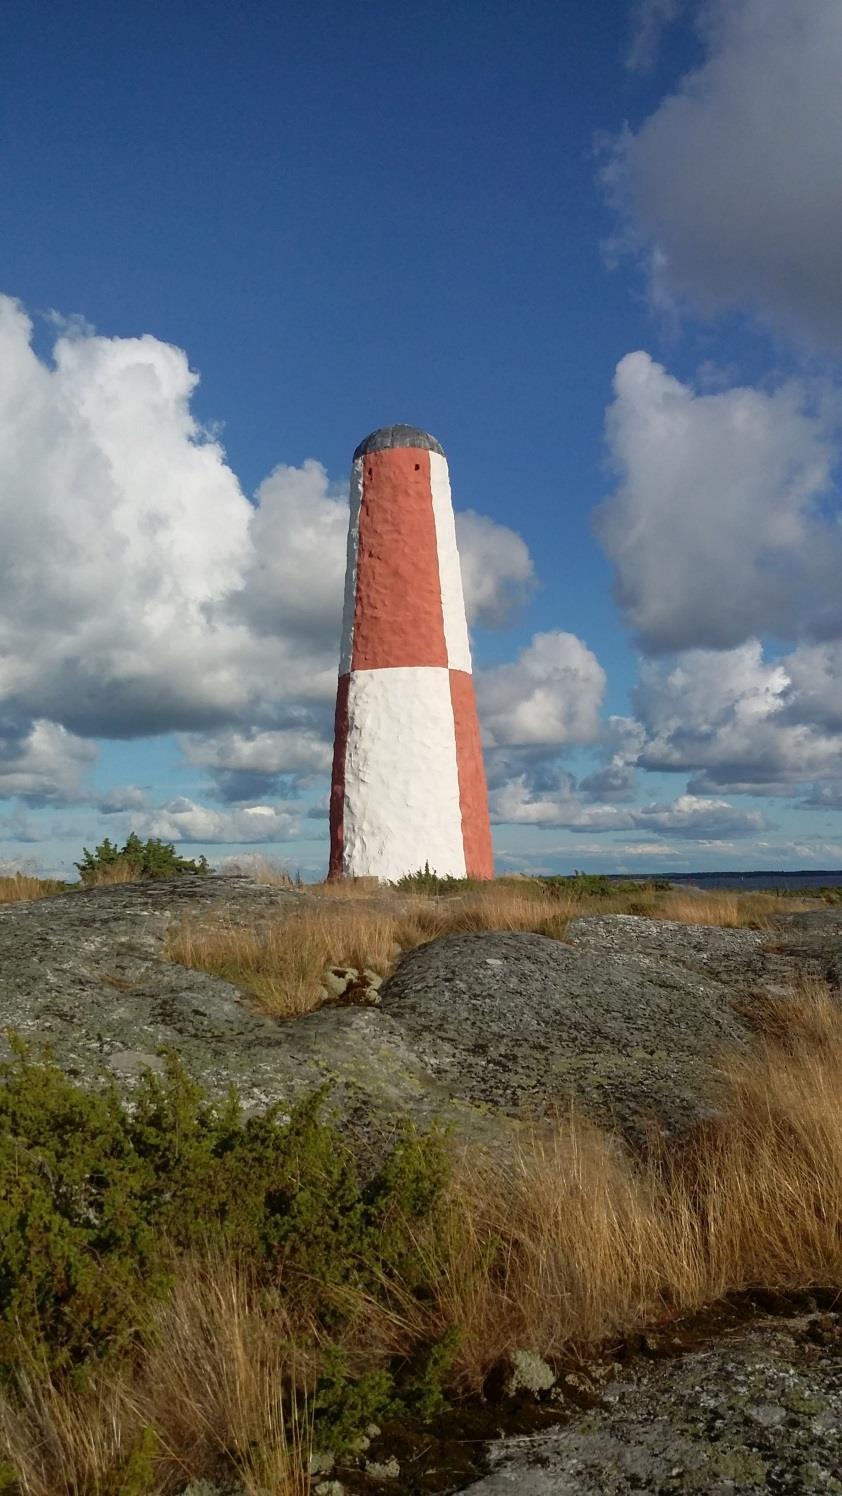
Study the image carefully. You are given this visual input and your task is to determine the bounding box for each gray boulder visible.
[379,918,784,1136]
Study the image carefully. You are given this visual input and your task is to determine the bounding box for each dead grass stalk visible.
[0,873,66,903]
[434,981,842,1387]
[0,1258,311,1495]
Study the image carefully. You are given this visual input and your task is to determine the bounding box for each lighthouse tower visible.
[329,424,494,882]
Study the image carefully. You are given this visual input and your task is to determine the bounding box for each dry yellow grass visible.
[532,887,808,927]
[0,872,66,903]
[167,907,406,1016]
[309,874,383,897]
[0,1258,311,1495]
[738,972,840,1047]
[165,879,808,1020]
[136,1257,311,1496]
[0,1373,137,1496]
[650,889,811,928]
[431,887,571,938]
[225,855,298,888]
[433,979,842,1387]
[166,885,570,1018]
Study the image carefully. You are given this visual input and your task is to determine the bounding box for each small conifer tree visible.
[75,834,209,883]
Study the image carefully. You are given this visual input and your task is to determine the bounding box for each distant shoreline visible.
[602,870,842,892]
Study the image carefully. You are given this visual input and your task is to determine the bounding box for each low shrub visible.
[393,862,478,896]
[0,1039,168,1379]
[75,834,209,885]
[816,885,842,904]
[0,1042,453,1456]
[539,872,672,899]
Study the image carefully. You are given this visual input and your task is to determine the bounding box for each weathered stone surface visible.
[2,878,841,1146]
[0,877,466,1144]
[379,918,781,1136]
[462,1310,842,1494]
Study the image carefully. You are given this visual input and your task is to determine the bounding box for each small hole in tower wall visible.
[414,462,420,470]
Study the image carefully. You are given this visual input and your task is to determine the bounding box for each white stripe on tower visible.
[342,668,466,881]
[428,450,472,673]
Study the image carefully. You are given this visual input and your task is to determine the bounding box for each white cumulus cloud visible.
[604,0,842,348]
[598,352,840,653]
[179,727,333,801]
[235,460,350,647]
[97,785,148,814]
[0,720,96,804]
[476,631,606,748]
[490,773,766,838]
[455,511,536,628]
[631,641,842,796]
[129,798,299,844]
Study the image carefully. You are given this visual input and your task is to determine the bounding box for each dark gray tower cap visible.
[353,424,444,460]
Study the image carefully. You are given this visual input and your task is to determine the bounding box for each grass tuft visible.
[0,1259,311,1494]
[430,980,842,1386]
[0,873,67,904]
[166,908,407,1017]
[224,854,299,888]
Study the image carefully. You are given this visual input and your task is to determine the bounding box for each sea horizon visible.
[603,869,842,892]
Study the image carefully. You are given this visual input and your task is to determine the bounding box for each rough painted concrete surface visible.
[331,428,493,880]
[341,667,466,882]
[429,449,472,673]
[350,447,448,671]
[450,668,496,884]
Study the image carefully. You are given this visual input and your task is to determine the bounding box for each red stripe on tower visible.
[450,669,495,878]
[328,672,350,879]
[351,447,448,670]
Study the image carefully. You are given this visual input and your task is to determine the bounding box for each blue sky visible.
[3,0,842,878]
